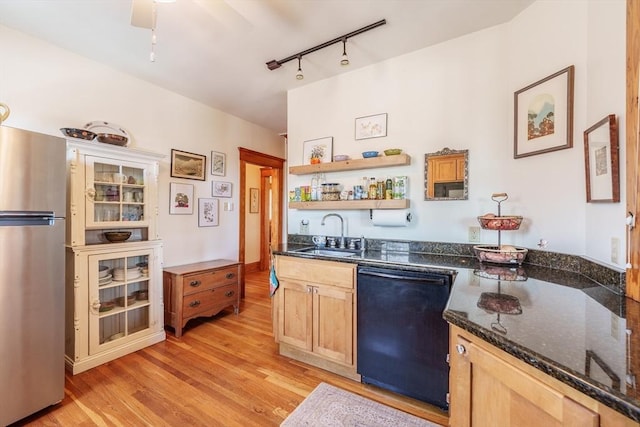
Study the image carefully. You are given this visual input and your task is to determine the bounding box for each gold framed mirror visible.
[424,147,468,201]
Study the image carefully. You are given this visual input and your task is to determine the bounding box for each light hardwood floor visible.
[13,270,449,426]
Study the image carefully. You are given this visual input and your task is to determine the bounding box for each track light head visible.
[340,39,349,66]
[296,56,304,80]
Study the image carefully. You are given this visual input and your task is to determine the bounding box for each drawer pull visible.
[225,290,235,298]
[189,280,201,287]
[189,300,201,307]
[225,273,235,280]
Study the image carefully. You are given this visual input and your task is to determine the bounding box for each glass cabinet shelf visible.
[92,250,152,350]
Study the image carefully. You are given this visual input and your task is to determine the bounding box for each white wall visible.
[287,0,626,267]
[0,24,284,267]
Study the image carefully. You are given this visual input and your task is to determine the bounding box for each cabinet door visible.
[88,248,154,354]
[85,155,149,228]
[450,333,599,427]
[278,280,313,351]
[456,157,465,180]
[313,285,353,365]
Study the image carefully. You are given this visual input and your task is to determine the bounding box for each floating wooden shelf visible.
[289,199,410,210]
[289,154,411,175]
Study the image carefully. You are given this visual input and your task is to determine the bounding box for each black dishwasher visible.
[357,266,452,410]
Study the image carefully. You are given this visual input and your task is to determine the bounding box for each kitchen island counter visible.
[273,243,639,422]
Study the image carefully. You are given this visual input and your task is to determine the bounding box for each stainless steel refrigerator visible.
[0,126,66,425]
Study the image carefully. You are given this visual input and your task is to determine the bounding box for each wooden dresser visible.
[163,260,241,337]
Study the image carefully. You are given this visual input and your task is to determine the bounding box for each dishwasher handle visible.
[358,268,450,285]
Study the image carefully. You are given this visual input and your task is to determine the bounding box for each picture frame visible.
[212,181,232,198]
[513,65,574,159]
[355,113,388,140]
[170,149,206,181]
[302,137,333,164]
[211,151,226,176]
[583,114,619,203]
[198,198,219,227]
[169,182,194,215]
[249,187,259,213]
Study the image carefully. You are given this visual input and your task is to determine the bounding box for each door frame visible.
[238,147,285,295]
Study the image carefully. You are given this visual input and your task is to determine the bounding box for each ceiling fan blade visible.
[131,0,154,29]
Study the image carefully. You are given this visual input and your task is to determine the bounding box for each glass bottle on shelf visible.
[368,177,377,200]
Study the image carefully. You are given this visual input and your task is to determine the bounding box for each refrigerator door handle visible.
[0,211,61,226]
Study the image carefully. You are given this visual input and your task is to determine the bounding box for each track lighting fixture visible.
[266,19,386,79]
[296,56,304,80]
[340,38,349,66]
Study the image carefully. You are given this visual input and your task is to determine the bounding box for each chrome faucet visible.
[321,213,345,249]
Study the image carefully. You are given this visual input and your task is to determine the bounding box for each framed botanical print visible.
[250,188,259,213]
[355,113,388,140]
[212,181,232,198]
[211,151,226,176]
[198,198,219,226]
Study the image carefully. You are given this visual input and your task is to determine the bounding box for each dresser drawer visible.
[276,256,355,289]
[182,284,239,317]
[181,265,239,295]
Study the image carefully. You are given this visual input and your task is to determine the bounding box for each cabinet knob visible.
[456,344,467,355]
[189,280,201,287]
[189,300,201,308]
[307,286,313,293]
[225,273,235,280]
[225,290,235,298]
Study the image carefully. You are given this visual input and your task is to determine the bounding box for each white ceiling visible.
[0,0,533,133]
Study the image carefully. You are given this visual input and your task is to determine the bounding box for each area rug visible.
[281,382,442,426]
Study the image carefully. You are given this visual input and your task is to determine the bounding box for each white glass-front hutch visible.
[65,139,165,374]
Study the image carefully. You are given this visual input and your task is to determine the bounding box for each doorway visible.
[238,148,285,296]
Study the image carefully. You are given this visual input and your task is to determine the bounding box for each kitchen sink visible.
[294,247,360,258]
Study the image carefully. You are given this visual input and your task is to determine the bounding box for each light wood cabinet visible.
[163,260,241,338]
[449,325,637,426]
[426,154,465,198]
[275,256,358,380]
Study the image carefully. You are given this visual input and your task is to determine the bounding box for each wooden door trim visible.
[238,147,285,296]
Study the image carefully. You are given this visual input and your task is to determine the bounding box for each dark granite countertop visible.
[273,242,640,422]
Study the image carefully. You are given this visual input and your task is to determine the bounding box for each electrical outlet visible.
[611,237,620,264]
[300,219,309,235]
[468,226,481,243]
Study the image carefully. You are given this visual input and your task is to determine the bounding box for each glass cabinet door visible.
[85,155,148,228]
[88,249,152,354]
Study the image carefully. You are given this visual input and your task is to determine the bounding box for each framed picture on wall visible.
[211,151,226,176]
[355,113,387,140]
[583,114,619,203]
[212,181,232,198]
[514,65,574,158]
[198,198,219,227]
[170,149,206,181]
[303,137,333,164]
[169,182,194,215]
[250,188,259,213]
